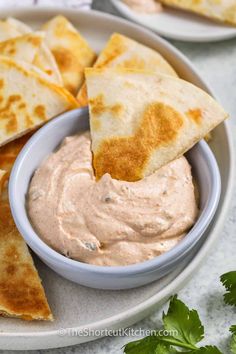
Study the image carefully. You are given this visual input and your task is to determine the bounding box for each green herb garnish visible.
[220,271,236,306]
[123,295,221,354]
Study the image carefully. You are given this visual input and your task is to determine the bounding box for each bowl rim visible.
[9,107,221,276]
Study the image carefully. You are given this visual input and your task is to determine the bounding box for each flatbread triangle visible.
[86,68,228,181]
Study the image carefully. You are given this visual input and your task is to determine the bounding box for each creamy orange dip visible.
[123,0,162,13]
[27,132,198,266]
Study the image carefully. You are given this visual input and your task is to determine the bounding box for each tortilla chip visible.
[0,197,53,320]
[77,32,177,107]
[5,18,62,85]
[159,0,236,25]
[86,68,227,182]
[0,55,79,147]
[0,32,44,63]
[42,15,96,95]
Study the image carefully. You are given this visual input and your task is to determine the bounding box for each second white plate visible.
[111,0,236,42]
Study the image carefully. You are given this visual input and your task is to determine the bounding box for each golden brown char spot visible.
[186,108,202,125]
[52,47,82,72]
[118,56,145,70]
[8,48,16,55]
[25,115,33,127]
[0,79,4,89]
[34,105,46,121]
[0,95,22,134]
[52,47,83,94]
[0,42,15,55]
[94,102,184,181]
[4,245,19,260]
[89,94,123,117]
[5,112,17,133]
[0,203,16,235]
[5,264,16,276]
[18,102,26,110]
[0,94,22,114]
[27,36,41,47]
[8,95,21,104]
[45,69,53,76]
[90,117,101,132]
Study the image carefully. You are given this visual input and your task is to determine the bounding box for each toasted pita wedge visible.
[0,198,53,320]
[0,32,44,63]
[0,55,78,147]
[159,0,236,25]
[86,68,227,181]
[42,15,96,95]
[77,32,177,107]
[5,18,63,85]
[0,169,7,195]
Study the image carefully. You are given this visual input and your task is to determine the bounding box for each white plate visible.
[0,7,234,350]
[111,0,236,42]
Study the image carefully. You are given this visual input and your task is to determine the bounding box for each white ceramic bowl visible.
[9,108,221,290]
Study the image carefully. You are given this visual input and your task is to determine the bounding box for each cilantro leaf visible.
[123,335,160,354]
[230,325,236,333]
[162,295,204,347]
[123,296,222,354]
[230,325,236,353]
[230,334,236,354]
[220,271,236,306]
[196,346,222,354]
[154,343,179,354]
[123,337,182,354]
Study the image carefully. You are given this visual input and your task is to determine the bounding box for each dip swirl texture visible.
[28,132,198,266]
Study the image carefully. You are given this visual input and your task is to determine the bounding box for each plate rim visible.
[111,0,236,42]
[0,5,234,346]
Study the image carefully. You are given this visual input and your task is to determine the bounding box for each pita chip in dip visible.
[85,68,228,182]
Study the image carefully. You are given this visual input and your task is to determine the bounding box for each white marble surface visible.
[1,0,236,353]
